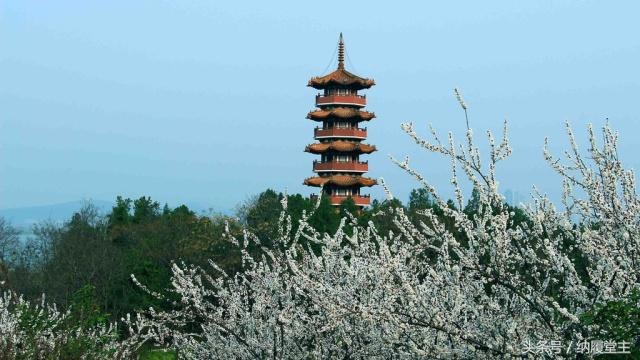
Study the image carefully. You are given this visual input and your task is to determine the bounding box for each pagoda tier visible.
[303,34,376,207]
[305,141,376,154]
[304,175,377,187]
[307,108,376,121]
[314,127,367,140]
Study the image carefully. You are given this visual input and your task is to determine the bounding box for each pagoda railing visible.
[316,94,366,107]
[314,127,367,139]
[313,160,368,173]
[329,194,371,206]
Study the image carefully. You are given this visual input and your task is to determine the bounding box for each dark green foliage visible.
[407,188,436,228]
[339,197,359,218]
[338,197,359,236]
[139,349,177,360]
[463,187,480,216]
[580,288,640,358]
[286,193,314,234]
[0,217,20,266]
[12,205,129,315]
[408,188,434,212]
[308,196,340,234]
[5,197,243,322]
[67,284,110,329]
[239,189,283,245]
[366,198,405,237]
[109,196,132,226]
[132,197,161,224]
[13,286,118,360]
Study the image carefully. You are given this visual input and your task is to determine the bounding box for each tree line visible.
[1,188,509,322]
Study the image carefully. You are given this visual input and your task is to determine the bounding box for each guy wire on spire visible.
[337,32,345,70]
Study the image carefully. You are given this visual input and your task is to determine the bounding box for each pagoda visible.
[303,34,377,207]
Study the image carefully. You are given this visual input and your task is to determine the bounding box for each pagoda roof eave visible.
[305,141,376,154]
[307,108,376,121]
[304,175,377,188]
[308,69,375,90]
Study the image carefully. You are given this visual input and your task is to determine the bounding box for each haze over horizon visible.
[2,1,639,211]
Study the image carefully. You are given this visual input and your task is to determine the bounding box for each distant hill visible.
[0,200,114,230]
[0,200,233,231]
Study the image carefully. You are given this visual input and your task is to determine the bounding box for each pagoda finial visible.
[337,33,345,70]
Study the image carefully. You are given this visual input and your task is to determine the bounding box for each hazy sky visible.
[1,1,639,211]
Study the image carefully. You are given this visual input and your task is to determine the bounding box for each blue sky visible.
[1,1,639,211]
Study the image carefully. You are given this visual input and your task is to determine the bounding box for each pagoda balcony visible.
[316,94,366,107]
[330,194,371,206]
[314,127,367,139]
[313,160,368,173]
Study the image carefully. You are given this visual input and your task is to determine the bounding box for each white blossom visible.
[125,117,639,358]
[0,291,138,359]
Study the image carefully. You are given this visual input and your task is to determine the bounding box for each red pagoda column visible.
[304,34,377,207]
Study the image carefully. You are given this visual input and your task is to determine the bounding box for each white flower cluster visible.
[0,291,138,359]
[126,117,639,358]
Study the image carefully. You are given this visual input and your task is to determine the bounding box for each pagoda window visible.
[335,155,350,163]
[324,88,336,96]
[334,188,352,196]
[335,121,350,128]
[324,88,356,96]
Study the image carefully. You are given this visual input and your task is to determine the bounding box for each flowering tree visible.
[0,289,140,360]
[127,93,639,358]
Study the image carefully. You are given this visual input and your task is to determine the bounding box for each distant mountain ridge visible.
[0,200,114,230]
[0,200,233,231]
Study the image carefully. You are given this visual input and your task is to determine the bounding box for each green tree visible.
[109,196,133,225]
[133,196,161,224]
[339,196,359,218]
[308,196,340,235]
[408,188,434,211]
[463,187,481,216]
[364,198,405,237]
[0,217,20,265]
[581,288,640,359]
[239,189,283,246]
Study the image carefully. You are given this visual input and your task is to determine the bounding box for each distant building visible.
[505,189,524,206]
[303,34,377,207]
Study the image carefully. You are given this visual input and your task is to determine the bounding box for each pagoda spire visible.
[337,33,345,70]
